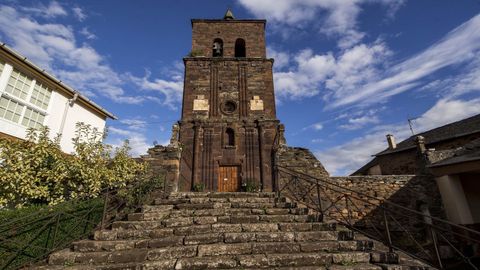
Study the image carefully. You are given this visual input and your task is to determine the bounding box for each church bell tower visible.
[177,10,280,192]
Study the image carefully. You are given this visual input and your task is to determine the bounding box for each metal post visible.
[315,178,324,222]
[382,209,393,253]
[83,211,91,235]
[345,196,352,225]
[101,191,109,229]
[429,226,444,269]
[51,213,61,248]
[45,225,52,249]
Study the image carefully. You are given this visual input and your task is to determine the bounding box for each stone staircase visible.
[35,192,434,269]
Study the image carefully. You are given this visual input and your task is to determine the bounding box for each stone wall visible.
[140,145,180,194]
[328,175,444,223]
[275,146,329,179]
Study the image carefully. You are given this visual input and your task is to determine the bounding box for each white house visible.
[0,43,116,153]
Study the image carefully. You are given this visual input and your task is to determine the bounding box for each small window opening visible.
[226,128,235,146]
[213,38,223,57]
[235,38,246,57]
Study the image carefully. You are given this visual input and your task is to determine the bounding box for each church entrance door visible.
[218,166,240,192]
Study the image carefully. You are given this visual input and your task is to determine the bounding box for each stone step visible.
[154,195,284,205]
[49,247,375,268]
[374,264,434,270]
[114,213,321,230]
[48,246,197,265]
[76,232,372,252]
[153,200,297,210]
[128,212,316,223]
[161,206,309,218]
[175,252,371,269]
[168,192,276,199]
[94,222,338,240]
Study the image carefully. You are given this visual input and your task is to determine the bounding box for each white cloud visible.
[267,47,290,70]
[130,70,183,109]
[108,126,151,157]
[339,115,380,130]
[0,5,140,103]
[119,119,148,131]
[312,123,324,130]
[72,6,86,21]
[21,1,67,18]
[238,0,404,48]
[316,98,480,175]
[270,13,480,111]
[328,13,480,109]
[274,41,390,101]
[0,3,182,107]
[79,27,96,40]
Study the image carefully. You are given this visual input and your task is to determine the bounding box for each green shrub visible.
[242,179,259,192]
[0,123,146,208]
[193,183,205,192]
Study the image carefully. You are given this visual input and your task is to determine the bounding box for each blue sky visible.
[1,0,480,175]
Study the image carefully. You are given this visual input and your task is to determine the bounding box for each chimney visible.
[386,134,396,150]
[415,135,426,154]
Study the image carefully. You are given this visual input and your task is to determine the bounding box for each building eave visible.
[0,43,117,120]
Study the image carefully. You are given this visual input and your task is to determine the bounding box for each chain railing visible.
[276,165,480,269]
[0,175,166,270]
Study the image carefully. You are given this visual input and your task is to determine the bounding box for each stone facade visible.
[178,16,280,192]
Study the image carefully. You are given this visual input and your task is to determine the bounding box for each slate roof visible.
[376,114,480,156]
[429,138,480,167]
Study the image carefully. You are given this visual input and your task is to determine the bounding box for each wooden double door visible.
[217,166,240,192]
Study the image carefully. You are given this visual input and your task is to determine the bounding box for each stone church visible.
[176,10,281,192]
[141,10,329,193]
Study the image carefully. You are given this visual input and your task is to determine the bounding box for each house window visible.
[213,38,223,57]
[235,38,246,57]
[225,128,235,146]
[0,96,24,123]
[0,67,50,129]
[5,69,33,100]
[30,82,52,110]
[21,107,45,129]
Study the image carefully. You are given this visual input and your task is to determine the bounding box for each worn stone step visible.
[236,253,328,268]
[113,212,322,230]
[172,252,373,269]
[169,192,276,199]
[328,264,382,270]
[82,235,370,254]
[141,204,174,213]
[128,212,316,223]
[370,252,400,264]
[73,236,185,252]
[48,246,197,265]
[127,211,170,221]
[374,264,434,270]
[153,201,298,210]
[94,222,338,241]
[165,207,308,218]
[153,196,282,206]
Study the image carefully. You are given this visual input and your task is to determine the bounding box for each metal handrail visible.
[0,175,165,270]
[275,165,480,269]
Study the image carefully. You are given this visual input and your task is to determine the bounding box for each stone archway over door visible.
[218,166,240,192]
